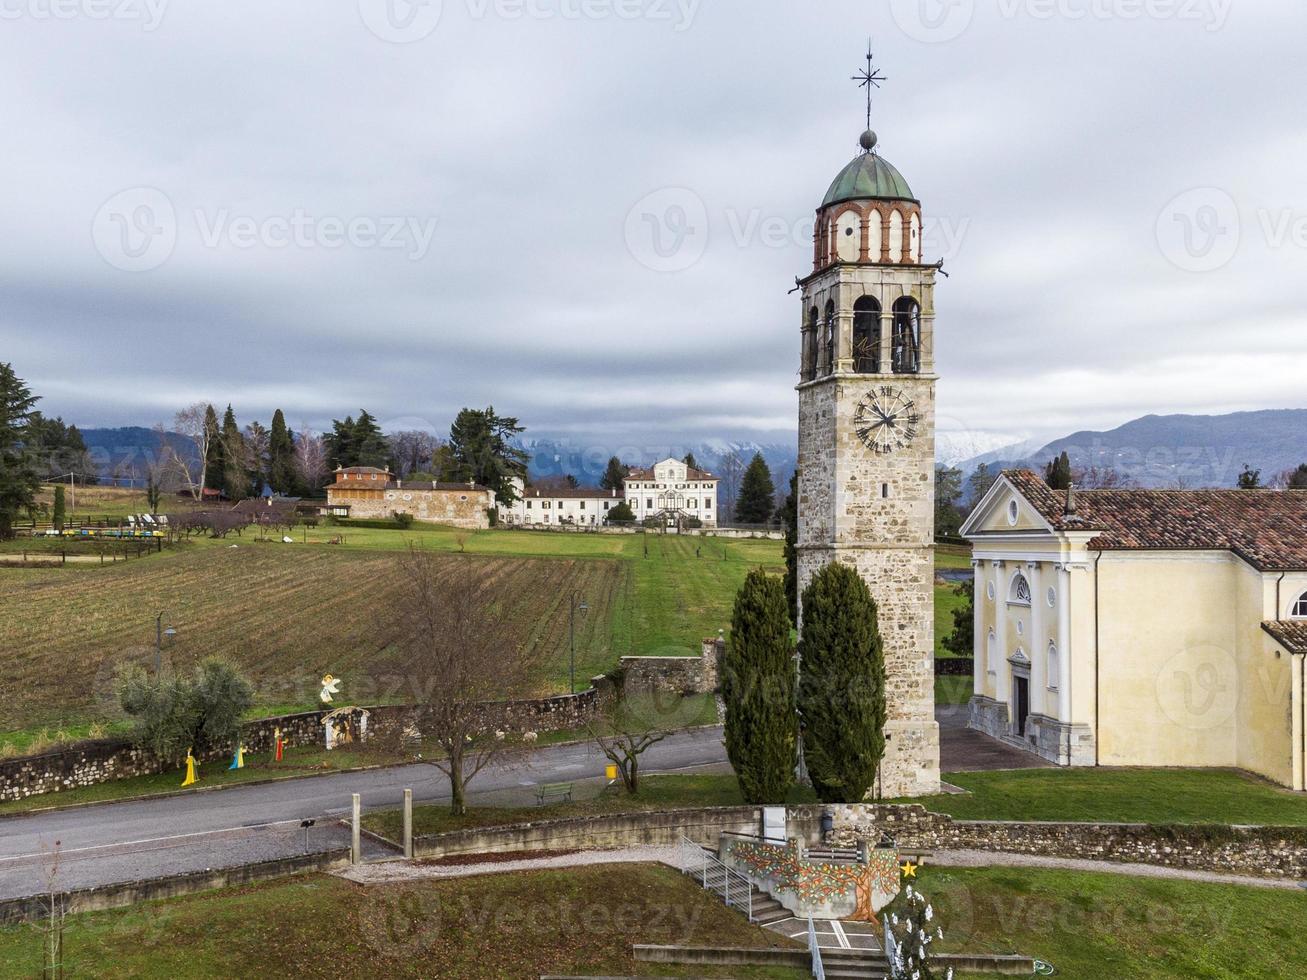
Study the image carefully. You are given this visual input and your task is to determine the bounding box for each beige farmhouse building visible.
[625,458,720,528]
[505,482,625,527]
[962,470,1307,790]
[324,466,493,529]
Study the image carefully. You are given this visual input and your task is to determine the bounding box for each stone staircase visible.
[818,948,891,978]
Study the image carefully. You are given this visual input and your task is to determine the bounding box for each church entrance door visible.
[1013,676,1030,738]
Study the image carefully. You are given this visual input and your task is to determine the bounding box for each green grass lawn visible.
[934,580,968,658]
[0,864,806,979]
[925,865,1307,979]
[935,674,972,706]
[364,772,816,841]
[917,767,1307,826]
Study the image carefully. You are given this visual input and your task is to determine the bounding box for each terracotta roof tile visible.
[1004,469,1307,571]
[522,487,622,500]
[1263,620,1307,655]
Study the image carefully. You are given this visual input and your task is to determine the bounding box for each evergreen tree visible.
[220,405,247,499]
[0,363,41,539]
[600,456,626,493]
[325,414,355,470]
[1289,464,1307,490]
[1044,451,1073,490]
[268,409,298,494]
[52,484,66,529]
[934,465,963,537]
[683,452,699,470]
[966,462,997,509]
[797,563,887,803]
[1237,464,1262,489]
[942,578,974,658]
[735,452,776,525]
[782,471,799,625]
[446,406,529,505]
[202,404,223,494]
[724,569,797,803]
[351,410,390,468]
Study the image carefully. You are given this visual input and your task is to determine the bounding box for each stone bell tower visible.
[795,65,941,797]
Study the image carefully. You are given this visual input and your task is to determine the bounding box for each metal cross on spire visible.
[851,40,887,135]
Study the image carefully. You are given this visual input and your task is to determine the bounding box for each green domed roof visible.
[822,151,915,208]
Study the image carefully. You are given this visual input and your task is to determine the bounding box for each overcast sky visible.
[2,0,1304,462]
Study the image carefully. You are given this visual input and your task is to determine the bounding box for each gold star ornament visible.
[900,859,918,879]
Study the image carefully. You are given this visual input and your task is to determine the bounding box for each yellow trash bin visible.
[605,764,618,781]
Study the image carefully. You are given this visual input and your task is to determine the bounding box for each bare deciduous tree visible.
[168,404,213,501]
[294,425,328,495]
[586,690,690,794]
[382,549,544,814]
[390,430,442,479]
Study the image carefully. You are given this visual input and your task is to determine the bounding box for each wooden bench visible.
[898,848,936,866]
[535,782,574,806]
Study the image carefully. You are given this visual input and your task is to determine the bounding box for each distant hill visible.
[955,410,1307,490]
[79,427,196,484]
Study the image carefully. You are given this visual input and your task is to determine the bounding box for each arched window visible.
[892,297,921,374]
[1009,573,1032,605]
[1294,591,1307,618]
[803,307,819,381]
[852,296,881,374]
[823,300,836,374]
[1047,643,1060,691]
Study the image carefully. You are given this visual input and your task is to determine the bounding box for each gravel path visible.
[336,845,683,885]
[932,849,1304,891]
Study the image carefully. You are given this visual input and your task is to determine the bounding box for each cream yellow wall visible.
[1233,569,1302,787]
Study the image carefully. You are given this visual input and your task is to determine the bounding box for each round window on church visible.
[987,581,996,601]
[1016,620,1025,636]
[1047,586,1056,607]
[1007,500,1019,525]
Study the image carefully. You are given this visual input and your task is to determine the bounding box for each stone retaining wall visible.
[823,803,1307,880]
[620,638,723,696]
[411,806,781,859]
[0,848,351,926]
[0,689,607,804]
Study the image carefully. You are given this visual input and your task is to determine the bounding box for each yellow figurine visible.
[181,748,199,787]
[228,744,245,770]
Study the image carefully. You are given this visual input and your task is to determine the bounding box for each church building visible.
[794,66,942,797]
[963,470,1307,791]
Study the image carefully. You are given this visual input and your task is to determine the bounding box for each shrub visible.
[393,511,415,529]
[606,501,635,524]
[118,658,254,764]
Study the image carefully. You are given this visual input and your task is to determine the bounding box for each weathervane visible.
[851,40,887,145]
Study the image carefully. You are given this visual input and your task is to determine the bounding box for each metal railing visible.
[677,836,753,922]
[884,918,901,977]
[808,917,825,980]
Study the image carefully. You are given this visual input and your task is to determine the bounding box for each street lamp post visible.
[569,591,589,694]
[155,611,177,675]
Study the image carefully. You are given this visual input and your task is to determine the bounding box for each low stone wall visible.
[412,806,773,859]
[935,657,974,677]
[0,848,351,926]
[824,804,1307,880]
[0,689,607,804]
[620,638,723,697]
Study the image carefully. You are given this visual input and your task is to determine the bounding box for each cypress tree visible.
[781,471,798,625]
[797,562,887,803]
[202,404,223,494]
[268,409,297,495]
[0,363,41,539]
[724,569,797,804]
[220,405,247,499]
[1044,451,1072,490]
[52,484,66,530]
[735,452,776,525]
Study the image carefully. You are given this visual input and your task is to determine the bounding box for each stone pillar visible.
[879,310,893,374]
[1057,564,1072,722]
[992,561,1009,709]
[972,560,984,699]
[1028,562,1044,716]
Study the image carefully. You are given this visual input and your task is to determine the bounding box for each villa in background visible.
[505,483,625,527]
[503,459,720,528]
[962,469,1307,791]
[323,466,493,529]
[625,458,719,528]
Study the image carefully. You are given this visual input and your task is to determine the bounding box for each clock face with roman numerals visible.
[853,387,920,455]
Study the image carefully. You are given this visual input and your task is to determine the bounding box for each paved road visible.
[0,709,1044,901]
[0,729,728,901]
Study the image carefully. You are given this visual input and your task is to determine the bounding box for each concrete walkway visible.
[336,845,683,884]
[931,848,1304,891]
